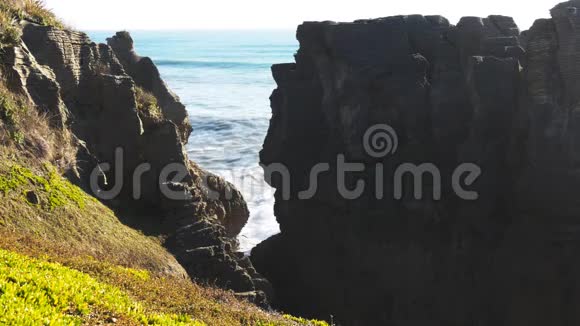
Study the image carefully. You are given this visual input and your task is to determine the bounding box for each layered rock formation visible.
[106,31,192,142]
[1,22,271,304]
[252,1,580,324]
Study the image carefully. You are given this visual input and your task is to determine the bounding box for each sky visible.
[44,0,561,31]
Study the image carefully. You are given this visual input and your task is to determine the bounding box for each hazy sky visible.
[44,0,560,31]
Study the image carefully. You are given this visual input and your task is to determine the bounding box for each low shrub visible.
[0,7,21,48]
[135,86,164,127]
[22,0,62,28]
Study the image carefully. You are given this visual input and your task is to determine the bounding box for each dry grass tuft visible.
[135,86,164,128]
[22,0,62,28]
[0,80,77,173]
[0,6,21,47]
[19,112,78,172]
[0,0,63,29]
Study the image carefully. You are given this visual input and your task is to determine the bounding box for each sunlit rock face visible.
[252,2,580,324]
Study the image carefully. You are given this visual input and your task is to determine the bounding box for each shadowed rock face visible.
[252,1,580,324]
[4,23,271,305]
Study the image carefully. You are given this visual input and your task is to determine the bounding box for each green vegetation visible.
[0,163,90,210]
[135,86,163,127]
[0,235,327,325]
[0,79,77,172]
[0,151,187,277]
[0,0,63,32]
[0,7,21,48]
[22,0,62,28]
[135,86,160,116]
[0,2,330,324]
[0,249,203,325]
[0,154,325,325]
[283,315,329,326]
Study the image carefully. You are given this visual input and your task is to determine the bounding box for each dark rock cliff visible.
[1,22,271,305]
[252,1,580,324]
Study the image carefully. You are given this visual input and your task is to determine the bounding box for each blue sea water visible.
[89,30,298,251]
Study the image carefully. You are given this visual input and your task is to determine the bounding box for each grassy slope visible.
[0,247,322,326]
[0,154,186,276]
[0,154,326,325]
[0,249,201,325]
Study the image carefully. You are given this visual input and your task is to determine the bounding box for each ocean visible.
[89,30,298,252]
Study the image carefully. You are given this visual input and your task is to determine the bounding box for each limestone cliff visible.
[252,1,580,324]
[1,20,271,304]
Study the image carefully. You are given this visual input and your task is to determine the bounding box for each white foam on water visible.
[214,166,279,252]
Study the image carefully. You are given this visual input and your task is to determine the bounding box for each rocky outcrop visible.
[107,31,192,142]
[252,1,580,324]
[1,41,68,129]
[1,22,270,305]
